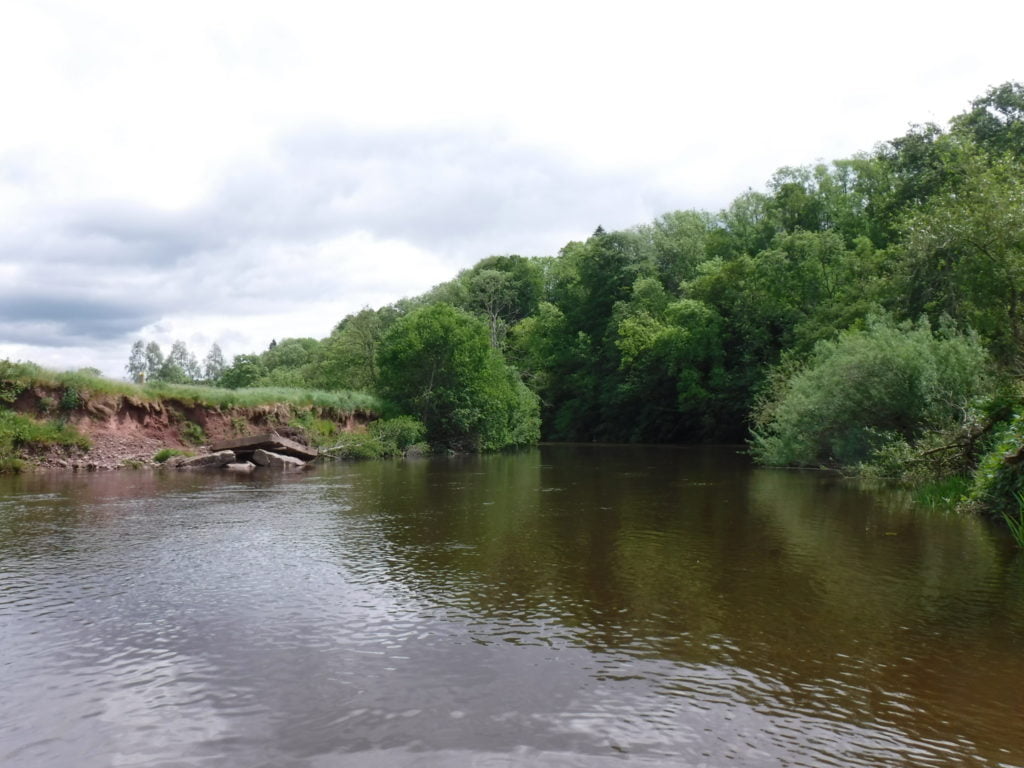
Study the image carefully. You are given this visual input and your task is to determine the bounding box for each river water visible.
[1,445,1022,767]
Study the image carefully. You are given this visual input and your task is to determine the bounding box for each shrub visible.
[153,448,193,463]
[326,432,386,460]
[368,416,426,453]
[751,317,991,468]
[964,412,1024,518]
[59,387,82,412]
[180,421,207,445]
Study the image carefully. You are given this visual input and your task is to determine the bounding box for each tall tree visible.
[901,151,1024,365]
[144,342,164,382]
[203,343,226,383]
[952,81,1024,158]
[126,340,146,382]
[377,303,539,451]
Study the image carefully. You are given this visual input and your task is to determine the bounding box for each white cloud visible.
[1,0,1023,376]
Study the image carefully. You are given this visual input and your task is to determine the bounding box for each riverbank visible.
[0,363,377,472]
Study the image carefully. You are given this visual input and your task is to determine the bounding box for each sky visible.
[1,0,1022,378]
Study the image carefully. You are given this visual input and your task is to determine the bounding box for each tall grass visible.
[0,408,91,472]
[1007,493,1024,547]
[0,360,380,413]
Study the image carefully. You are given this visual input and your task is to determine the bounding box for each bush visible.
[964,412,1024,517]
[59,387,82,412]
[377,303,540,451]
[326,432,387,460]
[751,317,990,468]
[180,421,207,445]
[153,448,193,463]
[369,416,426,453]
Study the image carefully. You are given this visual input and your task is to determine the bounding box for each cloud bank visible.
[0,125,679,374]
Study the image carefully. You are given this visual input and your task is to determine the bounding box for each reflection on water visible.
[1,446,1022,767]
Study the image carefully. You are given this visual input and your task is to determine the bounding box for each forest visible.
[129,83,1024,528]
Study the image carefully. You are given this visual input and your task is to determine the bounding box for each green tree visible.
[218,354,266,389]
[635,209,714,291]
[203,343,226,383]
[317,306,401,390]
[952,81,1024,158]
[126,340,146,382]
[900,151,1024,365]
[160,340,200,383]
[466,268,516,348]
[144,342,164,381]
[377,303,539,451]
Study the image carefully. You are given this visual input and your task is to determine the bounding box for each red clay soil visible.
[12,386,370,472]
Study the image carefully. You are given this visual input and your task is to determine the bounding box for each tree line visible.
[125,340,225,385]
[128,82,1024,519]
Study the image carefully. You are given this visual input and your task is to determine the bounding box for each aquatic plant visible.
[1006,493,1024,547]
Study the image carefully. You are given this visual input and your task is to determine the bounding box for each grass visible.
[1006,493,1024,547]
[914,475,971,510]
[0,359,381,413]
[0,408,91,473]
[153,448,193,463]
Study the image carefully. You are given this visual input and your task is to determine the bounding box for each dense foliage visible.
[750,318,990,467]
[377,303,540,451]
[104,83,1024,525]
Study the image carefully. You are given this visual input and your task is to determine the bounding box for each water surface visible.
[1,445,1022,767]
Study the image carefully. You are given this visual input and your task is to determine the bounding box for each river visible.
[1,445,1022,767]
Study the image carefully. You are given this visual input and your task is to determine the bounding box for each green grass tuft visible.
[153,448,193,463]
[914,475,971,510]
[1006,493,1024,547]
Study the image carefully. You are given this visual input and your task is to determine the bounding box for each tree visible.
[318,306,401,390]
[126,340,146,382]
[377,303,539,451]
[203,343,226,383]
[218,354,266,389]
[144,342,164,381]
[466,268,516,348]
[952,81,1024,158]
[638,209,714,291]
[160,340,200,383]
[900,151,1024,365]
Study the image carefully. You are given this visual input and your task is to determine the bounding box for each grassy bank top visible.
[0,360,380,413]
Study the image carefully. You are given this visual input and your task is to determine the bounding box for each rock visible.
[211,432,318,462]
[224,461,256,472]
[252,449,305,470]
[177,450,237,469]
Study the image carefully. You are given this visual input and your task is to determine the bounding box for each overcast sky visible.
[1,0,1021,378]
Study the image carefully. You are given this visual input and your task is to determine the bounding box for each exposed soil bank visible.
[10,385,374,471]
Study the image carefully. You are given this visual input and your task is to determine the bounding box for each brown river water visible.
[1,445,1022,767]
